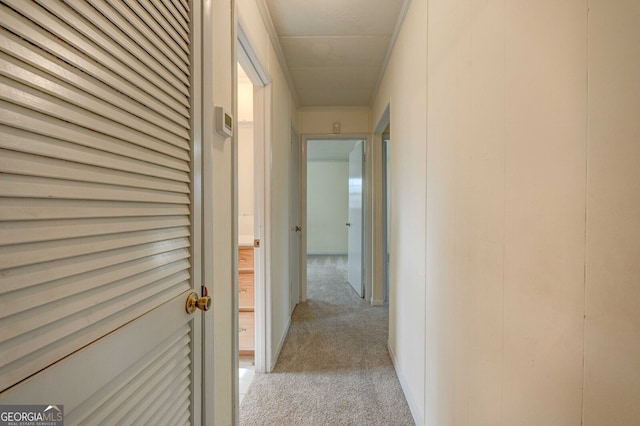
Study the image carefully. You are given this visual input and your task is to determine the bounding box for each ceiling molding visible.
[255,0,300,106]
[369,0,412,106]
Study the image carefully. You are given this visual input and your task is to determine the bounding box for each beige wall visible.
[373,0,639,424]
[372,0,428,419]
[299,107,370,135]
[584,1,640,424]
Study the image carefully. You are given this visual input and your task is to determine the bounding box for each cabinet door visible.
[238,247,254,271]
[239,312,255,351]
[239,273,255,310]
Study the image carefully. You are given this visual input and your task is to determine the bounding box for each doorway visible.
[236,25,272,405]
[301,138,366,301]
[236,61,256,404]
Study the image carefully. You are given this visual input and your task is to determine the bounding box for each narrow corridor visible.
[239,255,414,425]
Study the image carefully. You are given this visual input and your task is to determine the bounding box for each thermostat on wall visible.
[215,106,233,138]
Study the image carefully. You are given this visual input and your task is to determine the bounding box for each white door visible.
[0,1,210,423]
[289,127,300,313]
[347,141,364,297]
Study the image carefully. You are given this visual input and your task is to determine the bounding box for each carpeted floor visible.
[239,255,415,426]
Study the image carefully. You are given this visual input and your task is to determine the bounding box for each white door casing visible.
[347,141,364,297]
[237,22,272,374]
[0,0,211,423]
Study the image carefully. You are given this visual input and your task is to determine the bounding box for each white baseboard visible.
[269,316,291,373]
[370,298,384,306]
[387,342,424,426]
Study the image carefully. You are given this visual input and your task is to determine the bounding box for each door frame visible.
[202,0,237,423]
[192,0,204,422]
[235,20,272,375]
[371,104,391,307]
[299,134,371,302]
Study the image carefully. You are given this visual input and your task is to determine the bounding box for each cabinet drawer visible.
[239,312,254,351]
[238,247,254,271]
[238,273,254,310]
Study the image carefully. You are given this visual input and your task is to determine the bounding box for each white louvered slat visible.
[1,271,189,367]
[133,367,191,424]
[0,227,189,270]
[0,280,189,392]
[140,368,191,424]
[114,0,190,61]
[36,0,189,98]
[64,0,190,80]
[124,0,190,55]
[86,0,190,71]
[0,301,194,426]
[0,199,190,221]
[0,257,191,320]
[0,148,189,193]
[0,16,188,123]
[0,4,190,116]
[0,79,190,157]
[1,265,190,343]
[87,339,190,424]
[2,242,191,293]
[164,0,190,31]
[114,353,190,423]
[0,29,189,138]
[4,0,190,105]
[0,0,197,419]
[0,108,190,173]
[171,0,191,27]
[0,215,190,246]
[147,384,191,426]
[0,174,190,205]
[69,327,189,424]
[170,403,192,426]
[0,56,188,147]
[148,0,191,45]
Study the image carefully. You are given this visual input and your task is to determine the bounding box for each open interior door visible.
[347,141,364,297]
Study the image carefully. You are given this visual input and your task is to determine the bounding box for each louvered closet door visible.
[0,0,202,424]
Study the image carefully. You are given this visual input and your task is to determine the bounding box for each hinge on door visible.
[254,239,260,248]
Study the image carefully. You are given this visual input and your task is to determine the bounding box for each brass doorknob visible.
[185,292,212,314]
[295,226,302,232]
[346,222,351,227]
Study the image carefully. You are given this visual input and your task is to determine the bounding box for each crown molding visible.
[369,0,412,106]
[255,0,300,106]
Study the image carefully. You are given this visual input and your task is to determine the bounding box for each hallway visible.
[239,256,414,425]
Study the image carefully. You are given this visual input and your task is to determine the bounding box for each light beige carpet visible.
[239,255,415,426]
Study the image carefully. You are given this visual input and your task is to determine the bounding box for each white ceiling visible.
[265,0,408,107]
